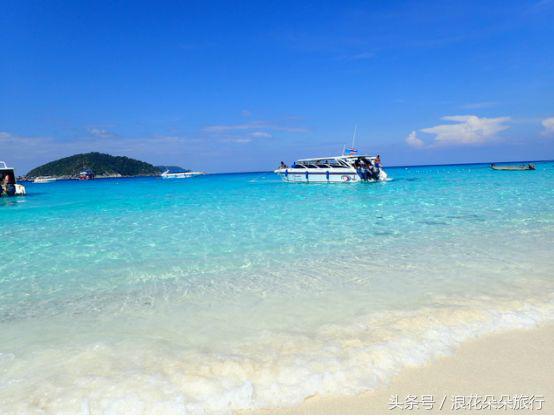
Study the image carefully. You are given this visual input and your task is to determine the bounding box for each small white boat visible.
[274,154,388,183]
[161,170,205,179]
[0,161,26,196]
[490,163,536,171]
[34,176,57,183]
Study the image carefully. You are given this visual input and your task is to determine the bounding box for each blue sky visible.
[1,0,554,173]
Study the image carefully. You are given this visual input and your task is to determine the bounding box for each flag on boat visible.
[344,147,358,155]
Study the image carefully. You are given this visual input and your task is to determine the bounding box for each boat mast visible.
[342,125,358,155]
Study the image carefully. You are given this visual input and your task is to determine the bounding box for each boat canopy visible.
[293,155,376,168]
[296,155,376,162]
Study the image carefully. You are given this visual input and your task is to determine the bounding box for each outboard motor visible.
[369,165,380,181]
[353,160,366,181]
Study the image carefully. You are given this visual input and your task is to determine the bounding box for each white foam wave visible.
[1,296,553,414]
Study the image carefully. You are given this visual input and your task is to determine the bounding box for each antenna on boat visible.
[342,125,358,155]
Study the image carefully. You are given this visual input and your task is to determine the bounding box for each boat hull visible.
[274,168,388,183]
[161,171,205,179]
[15,184,26,195]
[490,164,535,171]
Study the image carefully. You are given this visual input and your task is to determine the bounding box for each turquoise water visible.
[1,163,554,413]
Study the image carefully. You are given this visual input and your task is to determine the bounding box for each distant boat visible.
[490,163,536,171]
[0,161,26,196]
[34,176,57,183]
[79,169,95,180]
[161,170,205,179]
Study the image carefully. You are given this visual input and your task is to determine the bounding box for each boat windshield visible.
[294,158,350,168]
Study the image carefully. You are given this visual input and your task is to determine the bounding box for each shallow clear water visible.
[1,163,554,413]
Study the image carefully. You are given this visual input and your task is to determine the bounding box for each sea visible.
[1,162,554,413]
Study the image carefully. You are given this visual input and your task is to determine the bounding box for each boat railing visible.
[0,161,8,169]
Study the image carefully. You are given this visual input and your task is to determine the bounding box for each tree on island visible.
[27,152,162,177]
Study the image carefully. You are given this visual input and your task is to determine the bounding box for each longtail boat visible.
[490,163,536,171]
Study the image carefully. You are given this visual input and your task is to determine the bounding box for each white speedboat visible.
[34,176,57,183]
[161,170,205,179]
[274,154,388,183]
[0,161,26,195]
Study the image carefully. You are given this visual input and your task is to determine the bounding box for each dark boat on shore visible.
[490,163,536,171]
[79,168,95,180]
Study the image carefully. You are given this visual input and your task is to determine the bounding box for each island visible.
[26,152,162,179]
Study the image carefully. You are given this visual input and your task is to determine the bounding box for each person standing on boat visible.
[1,173,15,196]
[279,161,287,169]
[375,155,382,168]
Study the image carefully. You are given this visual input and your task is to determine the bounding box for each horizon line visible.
[207,158,553,175]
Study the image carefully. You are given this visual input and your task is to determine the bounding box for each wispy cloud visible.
[204,120,308,134]
[461,101,497,110]
[203,121,267,133]
[221,137,254,144]
[338,51,374,61]
[420,115,511,146]
[405,131,425,148]
[541,117,554,136]
[0,130,206,173]
[87,127,115,138]
[202,119,309,147]
[203,120,307,145]
[527,0,554,13]
[251,131,272,138]
[220,131,273,144]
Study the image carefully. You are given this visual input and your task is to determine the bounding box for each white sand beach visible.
[257,324,554,414]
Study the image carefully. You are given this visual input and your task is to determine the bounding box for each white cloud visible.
[0,131,13,140]
[204,121,267,133]
[204,120,308,134]
[251,131,272,138]
[461,101,497,109]
[541,117,554,136]
[420,115,510,145]
[222,137,253,144]
[206,129,273,145]
[87,127,114,138]
[405,131,425,148]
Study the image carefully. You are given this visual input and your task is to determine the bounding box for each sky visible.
[1,0,554,173]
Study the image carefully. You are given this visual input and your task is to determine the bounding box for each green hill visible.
[27,152,161,177]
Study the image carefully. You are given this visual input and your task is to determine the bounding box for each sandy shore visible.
[254,324,554,414]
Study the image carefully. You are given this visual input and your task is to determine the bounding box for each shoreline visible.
[253,323,554,414]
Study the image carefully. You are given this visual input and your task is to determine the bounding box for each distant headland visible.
[25,152,167,179]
